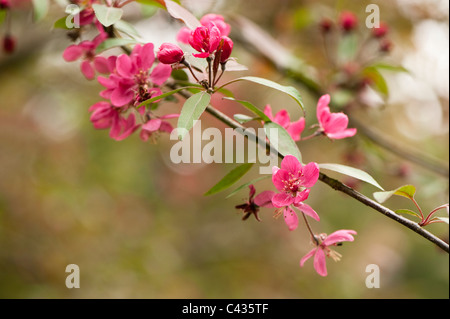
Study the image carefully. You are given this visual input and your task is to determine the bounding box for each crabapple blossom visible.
[264,105,305,141]
[98,43,172,107]
[189,25,221,59]
[316,94,357,139]
[271,155,320,230]
[300,229,357,276]
[177,13,231,44]
[63,33,109,80]
[88,101,140,141]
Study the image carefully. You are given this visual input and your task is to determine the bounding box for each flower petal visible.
[63,44,84,62]
[300,248,317,267]
[150,63,172,86]
[272,192,294,207]
[286,117,305,141]
[272,169,289,192]
[81,60,95,80]
[313,247,328,276]
[274,109,291,129]
[323,229,357,246]
[327,128,357,139]
[284,207,298,231]
[299,162,320,188]
[254,191,276,208]
[294,202,320,221]
[280,155,301,175]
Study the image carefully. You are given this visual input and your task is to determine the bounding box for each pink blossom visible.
[89,101,140,141]
[264,105,305,141]
[98,43,172,107]
[177,13,231,45]
[300,229,357,276]
[140,113,179,141]
[271,155,320,230]
[316,94,357,139]
[63,33,109,80]
[189,25,221,58]
[200,14,231,37]
[157,43,184,64]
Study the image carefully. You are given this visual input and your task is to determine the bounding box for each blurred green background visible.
[0,0,448,298]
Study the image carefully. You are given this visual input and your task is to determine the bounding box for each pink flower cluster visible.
[237,154,357,277]
[61,4,178,142]
[156,13,234,88]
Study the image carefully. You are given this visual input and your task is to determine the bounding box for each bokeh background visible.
[0,0,448,298]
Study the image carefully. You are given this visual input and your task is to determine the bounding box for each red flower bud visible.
[339,11,358,32]
[157,43,184,64]
[3,34,15,54]
[0,0,10,9]
[380,38,393,52]
[319,18,333,33]
[372,22,389,38]
[220,36,233,63]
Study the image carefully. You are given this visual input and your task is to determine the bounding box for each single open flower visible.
[189,25,221,58]
[63,33,109,80]
[316,94,357,139]
[264,105,305,141]
[271,155,320,230]
[300,229,357,276]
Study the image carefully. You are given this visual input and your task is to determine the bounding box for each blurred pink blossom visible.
[264,105,305,141]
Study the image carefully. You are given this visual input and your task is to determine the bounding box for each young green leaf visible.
[177,92,211,140]
[233,114,257,124]
[363,66,389,96]
[318,163,384,191]
[95,38,137,54]
[395,209,421,219]
[204,163,254,196]
[264,122,302,162]
[220,76,305,115]
[224,97,271,122]
[373,185,416,204]
[92,4,123,27]
[138,87,199,108]
[114,20,141,39]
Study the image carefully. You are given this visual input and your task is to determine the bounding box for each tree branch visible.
[172,86,449,253]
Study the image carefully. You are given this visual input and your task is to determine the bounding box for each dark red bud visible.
[339,11,358,32]
[3,34,15,54]
[372,22,389,38]
[220,36,233,63]
[319,18,333,33]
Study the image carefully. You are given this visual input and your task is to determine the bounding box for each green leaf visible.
[370,62,409,73]
[373,185,416,204]
[53,16,70,29]
[233,114,257,124]
[264,122,302,162]
[363,66,389,96]
[177,92,211,140]
[224,97,271,122]
[337,33,358,63]
[221,76,305,115]
[95,38,137,54]
[226,175,271,199]
[92,4,123,27]
[395,209,421,219]
[318,163,384,191]
[204,163,254,196]
[0,10,7,25]
[32,0,49,22]
[114,20,141,39]
[138,87,197,108]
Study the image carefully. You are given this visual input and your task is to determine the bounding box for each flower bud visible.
[3,34,15,54]
[157,43,184,64]
[380,38,393,53]
[319,18,333,34]
[339,11,358,32]
[0,0,10,9]
[220,36,233,63]
[372,22,389,38]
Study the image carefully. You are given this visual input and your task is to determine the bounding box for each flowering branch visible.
[173,86,449,254]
